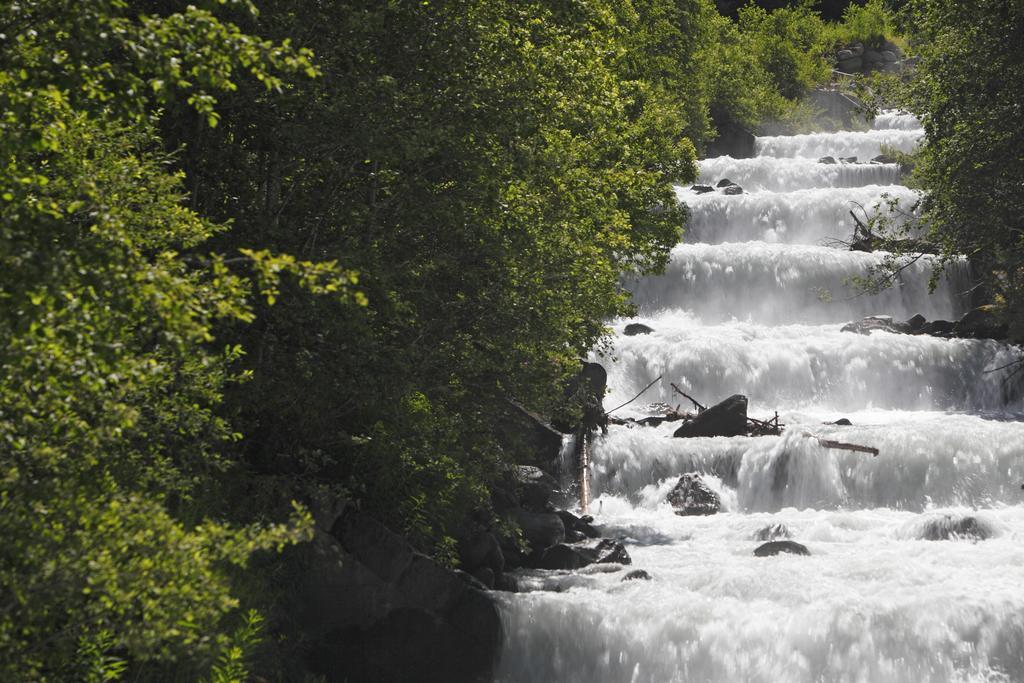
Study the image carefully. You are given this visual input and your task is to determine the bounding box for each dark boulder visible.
[673,394,748,438]
[527,538,631,570]
[513,465,559,512]
[458,531,504,577]
[832,418,853,426]
[510,508,565,552]
[471,567,495,589]
[691,185,715,194]
[624,323,655,336]
[836,56,863,72]
[721,184,744,195]
[556,509,600,539]
[592,539,632,565]
[920,319,955,336]
[754,540,810,557]
[292,511,503,683]
[841,315,911,335]
[917,514,993,541]
[494,400,563,469]
[818,156,837,164]
[753,523,791,542]
[954,306,1008,340]
[906,313,927,331]
[666,473,721,516]
[622,569,652,581]
[705,118,756,159]
[552,361,608,434]
[716,178,736,188]
[872,154,898,164]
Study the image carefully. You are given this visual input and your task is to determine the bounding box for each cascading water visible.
[495,116,1024,683]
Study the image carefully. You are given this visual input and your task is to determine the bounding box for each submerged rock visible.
[916,514,994,541]
[622,569,651,581]
[666,473,721,516]
[753,523,791,542]
[754,540,810,557]
[673,394,748,438]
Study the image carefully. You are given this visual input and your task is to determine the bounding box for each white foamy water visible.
[497,114,1024,683]
[874,110,923,130]
[680,184,919,244]
[628,242,968,324]
[697,157,902,192]
[755,129,924,159]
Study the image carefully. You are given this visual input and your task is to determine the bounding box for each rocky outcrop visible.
[754,540,810,557]
[842,308,1009,341]
[666,473,721,516]
[673,394,748,438]
[286,510,503,683]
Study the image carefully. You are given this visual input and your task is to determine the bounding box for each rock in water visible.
[721,184,744,195]
[716,178,736,188]
[623,322,654,336]
[916,514,993,541]
[666,473,721,516]
[841,315,911,335]
[622,569,651,581]
[673,394,748,438]
[691,185,715,194]
[593,539,632,565]
[754,540,810,557]
[753,523,791,541]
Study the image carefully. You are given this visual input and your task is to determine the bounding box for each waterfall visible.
[497,117,1024,683]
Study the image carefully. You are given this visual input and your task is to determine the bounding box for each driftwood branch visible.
[670,384,706,412]
[802,432,879,456]
[605,374,663,415]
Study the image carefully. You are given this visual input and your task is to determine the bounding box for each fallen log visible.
[802,431,879,456]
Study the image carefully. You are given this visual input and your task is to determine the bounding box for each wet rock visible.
[459,531,504,577]
[954,306,1007,340]
[552,361,608,434]
[721,184,744,195]
[666,473,722,516]
[494,572,518,592]
[673,394,748,438]
[832,418,853,426]
[691,184,715,194]
[917,514,993,541]
[840,156,858,163]
[494,399,563,468]
[527,538,631,570]
[622,569,651,582]
[872,153,898,164]
[906,313,927,331]
[593,539,632,565]
[556,509,600,539]
[754,540,810,557]
[818,155,837,164]
[513,465,559,512]
[841,315,911,335]
[716,178,736,188]
[920,319,955,336]
[301,511,503,683]
[511,508,565,552]
[624,322,654,336]
[753,524,792,542]
[471,567,495,589]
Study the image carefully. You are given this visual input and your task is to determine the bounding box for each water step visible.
[680,184,918,244]
[627,242,969,324]
[755,129,923,159]
[696,157,903,192]
[602,321,1023,413]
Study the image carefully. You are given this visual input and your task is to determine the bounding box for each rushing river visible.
[496,114,1024,682]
